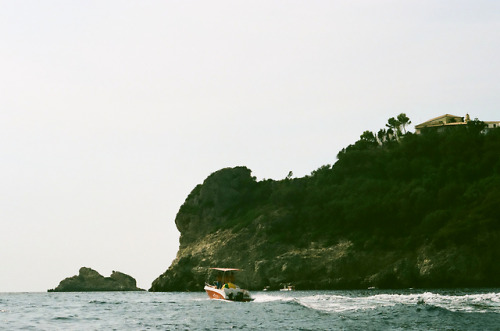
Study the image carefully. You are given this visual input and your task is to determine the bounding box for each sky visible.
[1,0,499,292]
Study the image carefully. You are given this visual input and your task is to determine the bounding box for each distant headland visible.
[150,114,500,291]
[48,267,144,292]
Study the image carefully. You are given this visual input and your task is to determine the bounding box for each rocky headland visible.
[48,267,144,292]
[150,119,500,291]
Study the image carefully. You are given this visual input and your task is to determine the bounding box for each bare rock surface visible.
[49,267,144,292]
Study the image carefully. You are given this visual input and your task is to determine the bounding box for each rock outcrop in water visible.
[150,120,500,291]
[48,267,144,292]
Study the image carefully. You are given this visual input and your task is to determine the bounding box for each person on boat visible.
[220,271,236,289]
[215,274,222,289]
[223,282,237,289]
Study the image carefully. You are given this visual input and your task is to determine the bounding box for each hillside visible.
[150,118,500,291]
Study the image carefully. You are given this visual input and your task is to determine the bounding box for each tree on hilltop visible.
[385,113,412,141]
[386,117,401,141]
[377,129,387,145]
[360,130,377,143]
[397,113,411,134]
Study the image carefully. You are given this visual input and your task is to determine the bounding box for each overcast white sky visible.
[1,0,499,292]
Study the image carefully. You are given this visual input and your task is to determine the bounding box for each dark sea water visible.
[1,289,499,330]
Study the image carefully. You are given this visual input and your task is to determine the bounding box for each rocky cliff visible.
[48,267,144,292]
[150,125,500,291]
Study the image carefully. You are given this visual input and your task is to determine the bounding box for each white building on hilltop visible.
[415,114,500,134]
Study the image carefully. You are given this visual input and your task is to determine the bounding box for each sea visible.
[1,289,499,330]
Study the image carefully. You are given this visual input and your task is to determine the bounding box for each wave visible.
[88,300,124,305]
[252,294,296,303]
[254,291,500,314]
[52,316,77,321]
[366,292,500,313]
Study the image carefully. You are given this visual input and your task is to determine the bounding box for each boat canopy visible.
[209,268,241,272]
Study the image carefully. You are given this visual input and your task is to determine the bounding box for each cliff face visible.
[49,267,144,292]
[150,170,498,292]
[151,127,500,291]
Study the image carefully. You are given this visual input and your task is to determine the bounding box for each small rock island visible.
[48,267,144,292]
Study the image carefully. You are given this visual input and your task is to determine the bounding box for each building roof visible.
[415,114,463,128]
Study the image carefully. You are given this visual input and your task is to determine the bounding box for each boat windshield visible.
[210,268,241,289]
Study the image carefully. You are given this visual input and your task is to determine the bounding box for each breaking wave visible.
[280,291,500,314]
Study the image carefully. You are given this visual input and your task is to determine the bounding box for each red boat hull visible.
[204,285,254,302]
[205,287,226,300]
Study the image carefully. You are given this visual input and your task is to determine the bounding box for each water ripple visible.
[0,290,498,330]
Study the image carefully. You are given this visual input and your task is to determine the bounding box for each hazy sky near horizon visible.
[1,0,499,292]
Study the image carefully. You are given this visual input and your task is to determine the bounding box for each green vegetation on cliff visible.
[151,116,500,291]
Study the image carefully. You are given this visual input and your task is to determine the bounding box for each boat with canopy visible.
[204,268,253,302]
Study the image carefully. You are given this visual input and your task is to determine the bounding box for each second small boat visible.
[280,284,295,291]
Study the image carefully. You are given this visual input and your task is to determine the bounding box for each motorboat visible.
[204,268,254,302]
[280,284,295,291]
